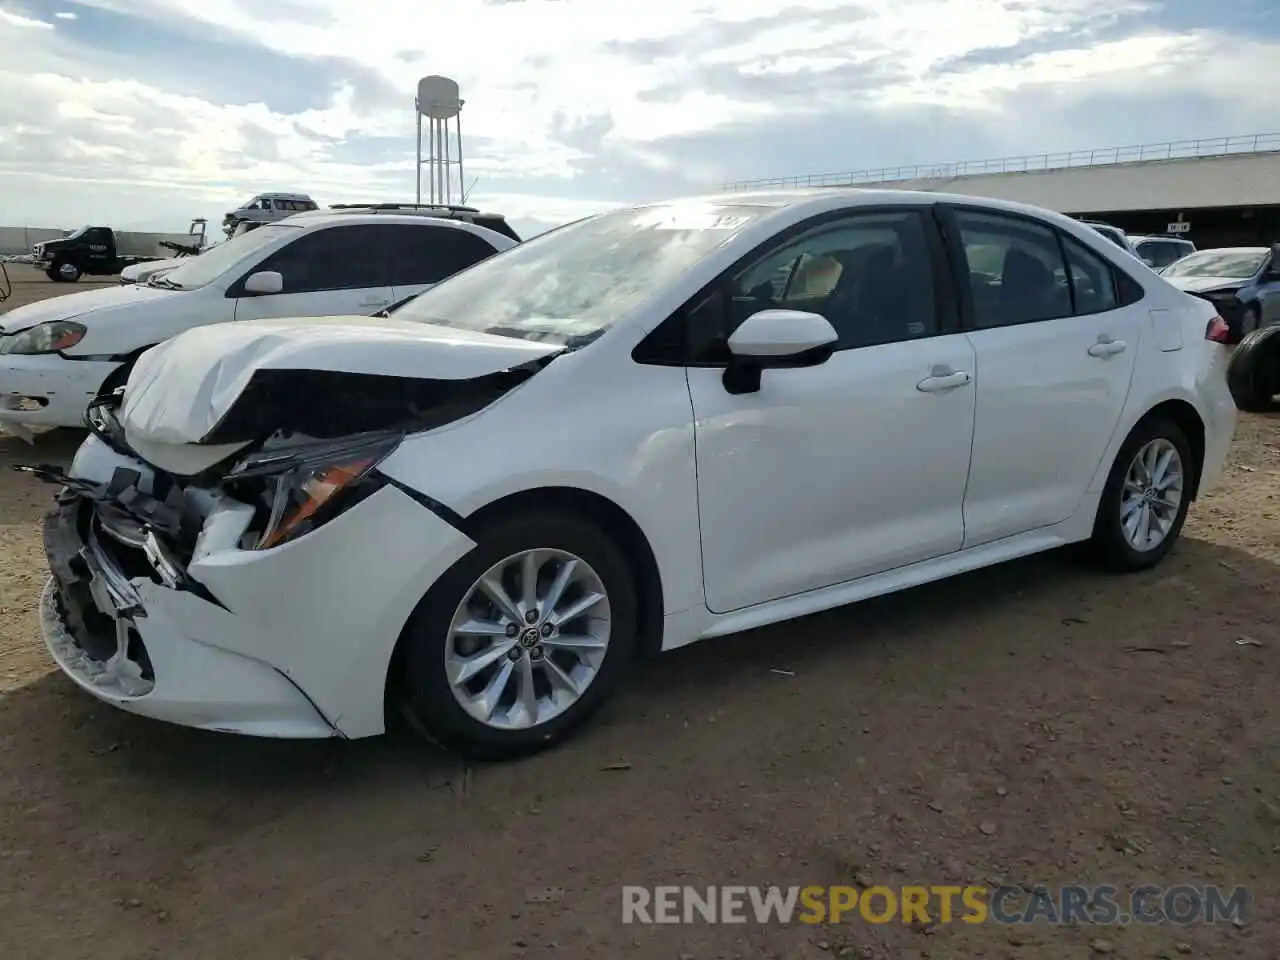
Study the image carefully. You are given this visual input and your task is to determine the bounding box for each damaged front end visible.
[24,396,422,697]
[23,319,559,712]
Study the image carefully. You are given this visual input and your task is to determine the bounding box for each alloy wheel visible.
[444,549,612,730]
[1120,437,1184,552]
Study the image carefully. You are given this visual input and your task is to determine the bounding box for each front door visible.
[231,223,393,321]
[687,208,977,614]
[945,207,1142,546]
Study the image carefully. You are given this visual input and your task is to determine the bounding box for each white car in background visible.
[31,188,1237,759]
[0,212,515,439]
[1130,235,1196,272]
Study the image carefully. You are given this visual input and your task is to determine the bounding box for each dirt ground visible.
[1,278,1279,960]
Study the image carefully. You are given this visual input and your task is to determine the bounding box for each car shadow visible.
[0,533,1275,808]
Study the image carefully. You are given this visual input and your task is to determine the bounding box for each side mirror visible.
[723,309,837,395]
[242,270,283,296]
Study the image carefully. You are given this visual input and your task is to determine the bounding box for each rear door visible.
[229,224,393,321]
[942,206,1144,546]
[385,223,504,305]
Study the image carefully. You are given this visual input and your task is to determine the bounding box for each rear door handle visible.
[917,369,973,393]
[1088,337,1127,358]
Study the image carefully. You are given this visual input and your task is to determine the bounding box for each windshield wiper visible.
[147,275,183,290]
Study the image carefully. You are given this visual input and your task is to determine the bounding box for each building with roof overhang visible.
[724,133,1280,249]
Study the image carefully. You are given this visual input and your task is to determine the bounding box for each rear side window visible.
[255,224,388,293]
[1061,235,1118,315]
[385,224,500,286]
[953,210,1071,328]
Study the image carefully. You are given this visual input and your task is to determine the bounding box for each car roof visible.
[1130,235,1193,244]
[249,192,314,201]
[280,211,510,235]
[613,187,1132,239]
[289,205,511,222]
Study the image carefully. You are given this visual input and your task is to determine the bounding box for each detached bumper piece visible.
[18,463,224,606]
[42,498,155,697]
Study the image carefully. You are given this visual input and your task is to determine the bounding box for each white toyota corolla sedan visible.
[29,188,1238,759]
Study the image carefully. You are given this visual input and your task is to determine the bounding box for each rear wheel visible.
[1088,416,1193,571]
[397,511,637,760]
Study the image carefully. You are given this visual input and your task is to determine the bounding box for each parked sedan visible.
[0,213,515,440]
[1161,245,1280,342]
[30,189,1238,759]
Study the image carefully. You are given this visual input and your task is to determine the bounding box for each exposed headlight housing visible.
[224,432,402,550]
[0,320,87,355]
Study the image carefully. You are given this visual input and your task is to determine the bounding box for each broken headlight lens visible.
[226,433,402,550]
[1,320,87,355]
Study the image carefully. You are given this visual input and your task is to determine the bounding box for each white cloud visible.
[2,0,1280,236]
[0,7,52,28]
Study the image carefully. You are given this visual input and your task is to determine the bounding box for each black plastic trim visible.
[379,474,466,529]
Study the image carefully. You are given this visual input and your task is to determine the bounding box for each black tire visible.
[1087,416,1194,572]
[53,260,81,282]
[1227,325,1280,413]
[45,267,60,282]
[1241,305,1261,338]
[397,510,638,760]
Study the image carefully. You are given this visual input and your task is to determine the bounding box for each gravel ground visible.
[1,278,1278,960]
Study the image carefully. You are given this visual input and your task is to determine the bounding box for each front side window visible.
[955,210,1072,328]
[159,223,301,289]
[687,210,938,360]
[252,224,388,294]
[388,200,778,346]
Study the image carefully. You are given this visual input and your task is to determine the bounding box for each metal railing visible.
[722,132,1280,192]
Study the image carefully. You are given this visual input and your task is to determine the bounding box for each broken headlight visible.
[225,433,402,550]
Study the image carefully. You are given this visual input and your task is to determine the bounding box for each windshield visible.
[158,223,300,289]
[389,201,778,346]
[1162,250,1266,280]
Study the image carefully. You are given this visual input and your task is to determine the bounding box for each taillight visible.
[1205,316,1231,343]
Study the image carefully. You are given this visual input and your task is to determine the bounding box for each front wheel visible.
[53,260,81,282]
[397,511,638,760]
[1087,417,1193,571]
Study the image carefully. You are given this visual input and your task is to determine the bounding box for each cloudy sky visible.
[1,0,1277,238]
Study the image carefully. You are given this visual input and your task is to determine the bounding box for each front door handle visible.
[1088,336,1127,358]
[917,368,973,393]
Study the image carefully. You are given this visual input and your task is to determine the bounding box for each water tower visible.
[415,75,465,206]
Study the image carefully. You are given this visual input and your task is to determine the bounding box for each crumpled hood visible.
[1165,275,1246,294]
[121,314,564,446]
[0,282,178,334]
